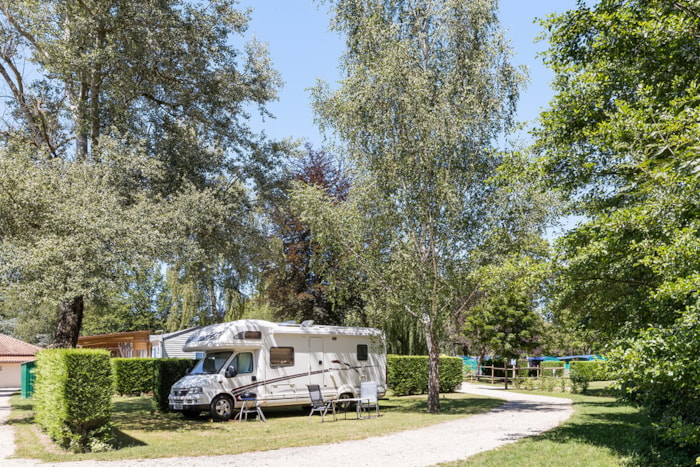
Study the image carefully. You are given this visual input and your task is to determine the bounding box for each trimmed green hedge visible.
[112,358,155,396]
[152,358,197,412]
[34,349,113,453]
[569,360,608,393]
[111,357,195,405]
[387,355,463,396]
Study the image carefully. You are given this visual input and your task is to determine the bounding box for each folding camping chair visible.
[359,381,380,419]
[307,384,333,422]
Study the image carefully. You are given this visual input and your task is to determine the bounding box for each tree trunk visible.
[50,295,84,348]
[424,320,440,413]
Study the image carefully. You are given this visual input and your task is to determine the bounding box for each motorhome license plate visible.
[174,404,183,410]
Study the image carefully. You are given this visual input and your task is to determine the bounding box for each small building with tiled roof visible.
[0,334,42,388]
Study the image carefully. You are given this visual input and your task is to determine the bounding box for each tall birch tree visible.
[307,0,524,412]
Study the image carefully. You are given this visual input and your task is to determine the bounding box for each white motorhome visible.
[168,319,386,420]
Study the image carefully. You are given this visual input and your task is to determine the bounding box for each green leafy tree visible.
[261,145,364,325]
[463,254,547,363]
[536,0,700,338]
[536,0,700,451]
[81,267,170,335]
[303,0,525,413]
[0,0,283,346]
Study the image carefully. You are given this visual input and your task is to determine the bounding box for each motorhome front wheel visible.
[210,394,234,421]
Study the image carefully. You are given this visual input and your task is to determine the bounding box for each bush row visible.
[111,357,195,411]
[33,351,195,453]
[112,358,154,396]
[387,355,463,396]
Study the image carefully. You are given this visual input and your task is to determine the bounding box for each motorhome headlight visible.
[188,387,203,395]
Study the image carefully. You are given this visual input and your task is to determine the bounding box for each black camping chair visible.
[307,384,333,422]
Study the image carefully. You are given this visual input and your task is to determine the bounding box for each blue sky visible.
[239,0,580,147]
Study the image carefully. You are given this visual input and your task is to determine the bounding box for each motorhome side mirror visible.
[186,367,191,374]
[225,366,238,378]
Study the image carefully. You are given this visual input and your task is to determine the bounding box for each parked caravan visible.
[168,319,386,420]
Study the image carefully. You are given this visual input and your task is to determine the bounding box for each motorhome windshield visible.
[191,351,232,375]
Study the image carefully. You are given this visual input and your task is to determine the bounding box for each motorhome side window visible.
[233,352,253,374]
[270,347,294,367]
[357,344,368,361]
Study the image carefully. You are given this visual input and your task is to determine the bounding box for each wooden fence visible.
[472,364,567,384]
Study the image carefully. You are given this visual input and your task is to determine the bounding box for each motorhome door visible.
[309,337,325,386]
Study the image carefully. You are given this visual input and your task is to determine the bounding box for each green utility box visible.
[20,360,36,399]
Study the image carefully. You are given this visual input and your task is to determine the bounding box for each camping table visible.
[331,398,372,421]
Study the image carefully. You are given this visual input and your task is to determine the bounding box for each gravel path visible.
[0,383,573,466]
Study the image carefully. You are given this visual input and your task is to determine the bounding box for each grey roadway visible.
[0,384,573,466]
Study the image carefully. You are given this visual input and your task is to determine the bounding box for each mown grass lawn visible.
[8,392,502,463]
[441,383,699,467]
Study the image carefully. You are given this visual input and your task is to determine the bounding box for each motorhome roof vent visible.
[301,320,314,327]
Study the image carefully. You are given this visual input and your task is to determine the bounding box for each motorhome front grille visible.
[173,389,189,397]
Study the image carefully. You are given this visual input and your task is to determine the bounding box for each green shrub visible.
[540,361,565,377]
[152,358,197,412]
[387,355,463,396]
[569,361,608,393]
[112,358,155,396]
[516,358,530,378]
[608,310,700,450]
[540,376,557,392]
[34,349,113,453]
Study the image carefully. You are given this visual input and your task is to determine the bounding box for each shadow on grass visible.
[112,393,504,431]
[536,398,697,467]
[582,387,616,398]
[113,429,147,449]
[10,401,34,412]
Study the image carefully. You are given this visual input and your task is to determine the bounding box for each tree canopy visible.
[260,145,366,326]
[536,0,700,338]
[302,0,528,412]
[0,0,285,345]
[536,0,700,451]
